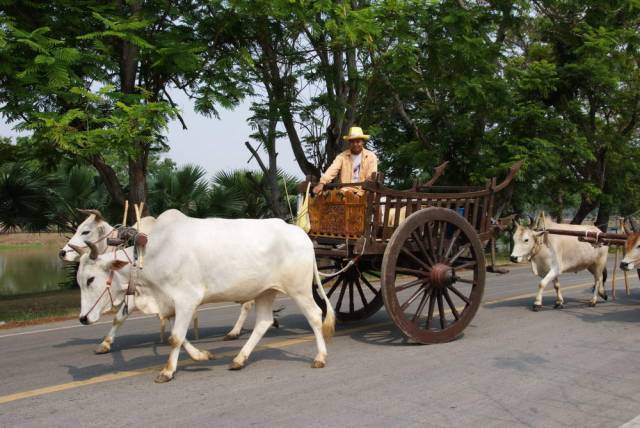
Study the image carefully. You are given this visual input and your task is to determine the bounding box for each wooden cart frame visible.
[307,161,523,344]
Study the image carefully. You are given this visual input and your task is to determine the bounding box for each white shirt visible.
[351,152,362,182]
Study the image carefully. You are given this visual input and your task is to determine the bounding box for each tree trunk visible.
[594,200,610,232]
[571,195,598,224]
[128,150,150,221]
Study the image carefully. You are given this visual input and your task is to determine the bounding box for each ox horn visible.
[85,240,99,260]
[623,218,632,235]
[68,244,86,256]
[77,208,103,221]
[630,216,640,232]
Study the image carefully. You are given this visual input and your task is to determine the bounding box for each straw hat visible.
[343,126,370,141]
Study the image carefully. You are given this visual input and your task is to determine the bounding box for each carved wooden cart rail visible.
[307,161,523,344]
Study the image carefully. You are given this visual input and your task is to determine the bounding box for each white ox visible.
[510,221,608,311]
[74,209,335,383]
[61,210,256,354]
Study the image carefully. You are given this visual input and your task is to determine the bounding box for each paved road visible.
[0,260,639,428]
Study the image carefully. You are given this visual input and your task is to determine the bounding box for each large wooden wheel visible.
[381,207,486,344]
[313,257,384,322]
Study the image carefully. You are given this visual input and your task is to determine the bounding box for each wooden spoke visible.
[396,267,427,277]
[444,228,462,260]
[449,243,471,265]
[361,275,378,294]
[455,260,477,271]
[412,287,431,323]
[424,222,437,260]
[443,288,460,320]
[355,277,368,308]
[437,221,446,259]
[400,246,431,271]
[400,285,426,311]
[326,276,344,298]
[411,230,435,265]
[349,280,354,313]
[335,278,348,312]
[426,288,436,329]
[396,277,427,292]
[437,291,446,329]
[446,284,470,305]
[322,275,336,285]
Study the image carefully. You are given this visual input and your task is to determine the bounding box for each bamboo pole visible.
[122,200,129,227]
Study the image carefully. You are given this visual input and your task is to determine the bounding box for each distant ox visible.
[620,232,640,272]
[73,209,334,382]
[510,219,608,311]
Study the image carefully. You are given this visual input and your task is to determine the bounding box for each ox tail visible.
[313,258,335,341]
[602,267,608,285]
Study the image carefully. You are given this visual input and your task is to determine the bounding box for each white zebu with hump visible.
[61,210,257,354]
[74,209,335,382]
[510,219,608,311]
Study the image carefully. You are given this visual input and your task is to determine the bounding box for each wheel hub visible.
[430,263,453,288]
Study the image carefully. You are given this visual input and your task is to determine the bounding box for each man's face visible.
[349,138,364,155]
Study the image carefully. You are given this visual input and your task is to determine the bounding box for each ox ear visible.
[534,230,549,245]
[109,260,129,271]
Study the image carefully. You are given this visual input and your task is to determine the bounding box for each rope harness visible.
[79,225,147,320]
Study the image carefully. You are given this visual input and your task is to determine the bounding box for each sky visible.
[0,89,305,180]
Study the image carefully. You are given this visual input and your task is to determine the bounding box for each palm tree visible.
[148,164,209,216]
[0,163,56,232]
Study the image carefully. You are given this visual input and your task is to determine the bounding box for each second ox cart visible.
[305,161,523,344]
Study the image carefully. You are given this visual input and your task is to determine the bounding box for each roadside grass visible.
[0,289,79,327]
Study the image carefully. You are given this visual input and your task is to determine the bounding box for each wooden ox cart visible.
[306,161,523,344]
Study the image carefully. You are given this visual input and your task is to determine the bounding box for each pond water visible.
[0,246,70,296]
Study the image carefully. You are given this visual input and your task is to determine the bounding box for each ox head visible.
[59,209,113,262]
[620,233,640,271]
[510,222,545,263]
[72,241,130,325]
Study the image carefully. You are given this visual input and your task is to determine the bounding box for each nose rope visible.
[81,270,115,320]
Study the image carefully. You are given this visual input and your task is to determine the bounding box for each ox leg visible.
[159,317,166,343]
[553,279,564,309]
[192,314,200,340]
[291,293,328,368]
[533,271,557,311]
[96,304,129,354]
[182,339,214,362]
[155,305,197,383]
[225,301,254,341]
[588,267,606,307]
[230,292,276,370]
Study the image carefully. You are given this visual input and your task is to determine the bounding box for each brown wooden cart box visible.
[308,190,366,238]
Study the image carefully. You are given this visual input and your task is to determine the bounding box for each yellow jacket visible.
[319,148,378,185]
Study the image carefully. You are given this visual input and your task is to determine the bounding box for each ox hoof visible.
[600,293,608,301]
[588,301,597,308]
[229,361,244,371]
[203,351,215,360]
[272,319,280,329]
[553,303,564,309]
[94,344,111,354]
[311,360,325,369]
[223,334,239,341]
[532,304,542,312]
[154,372,174,383]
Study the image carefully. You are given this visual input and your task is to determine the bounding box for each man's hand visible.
[313,183,324,195]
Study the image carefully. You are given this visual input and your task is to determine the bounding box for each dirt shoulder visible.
[0,232,67,247]
[0,289,79,328]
